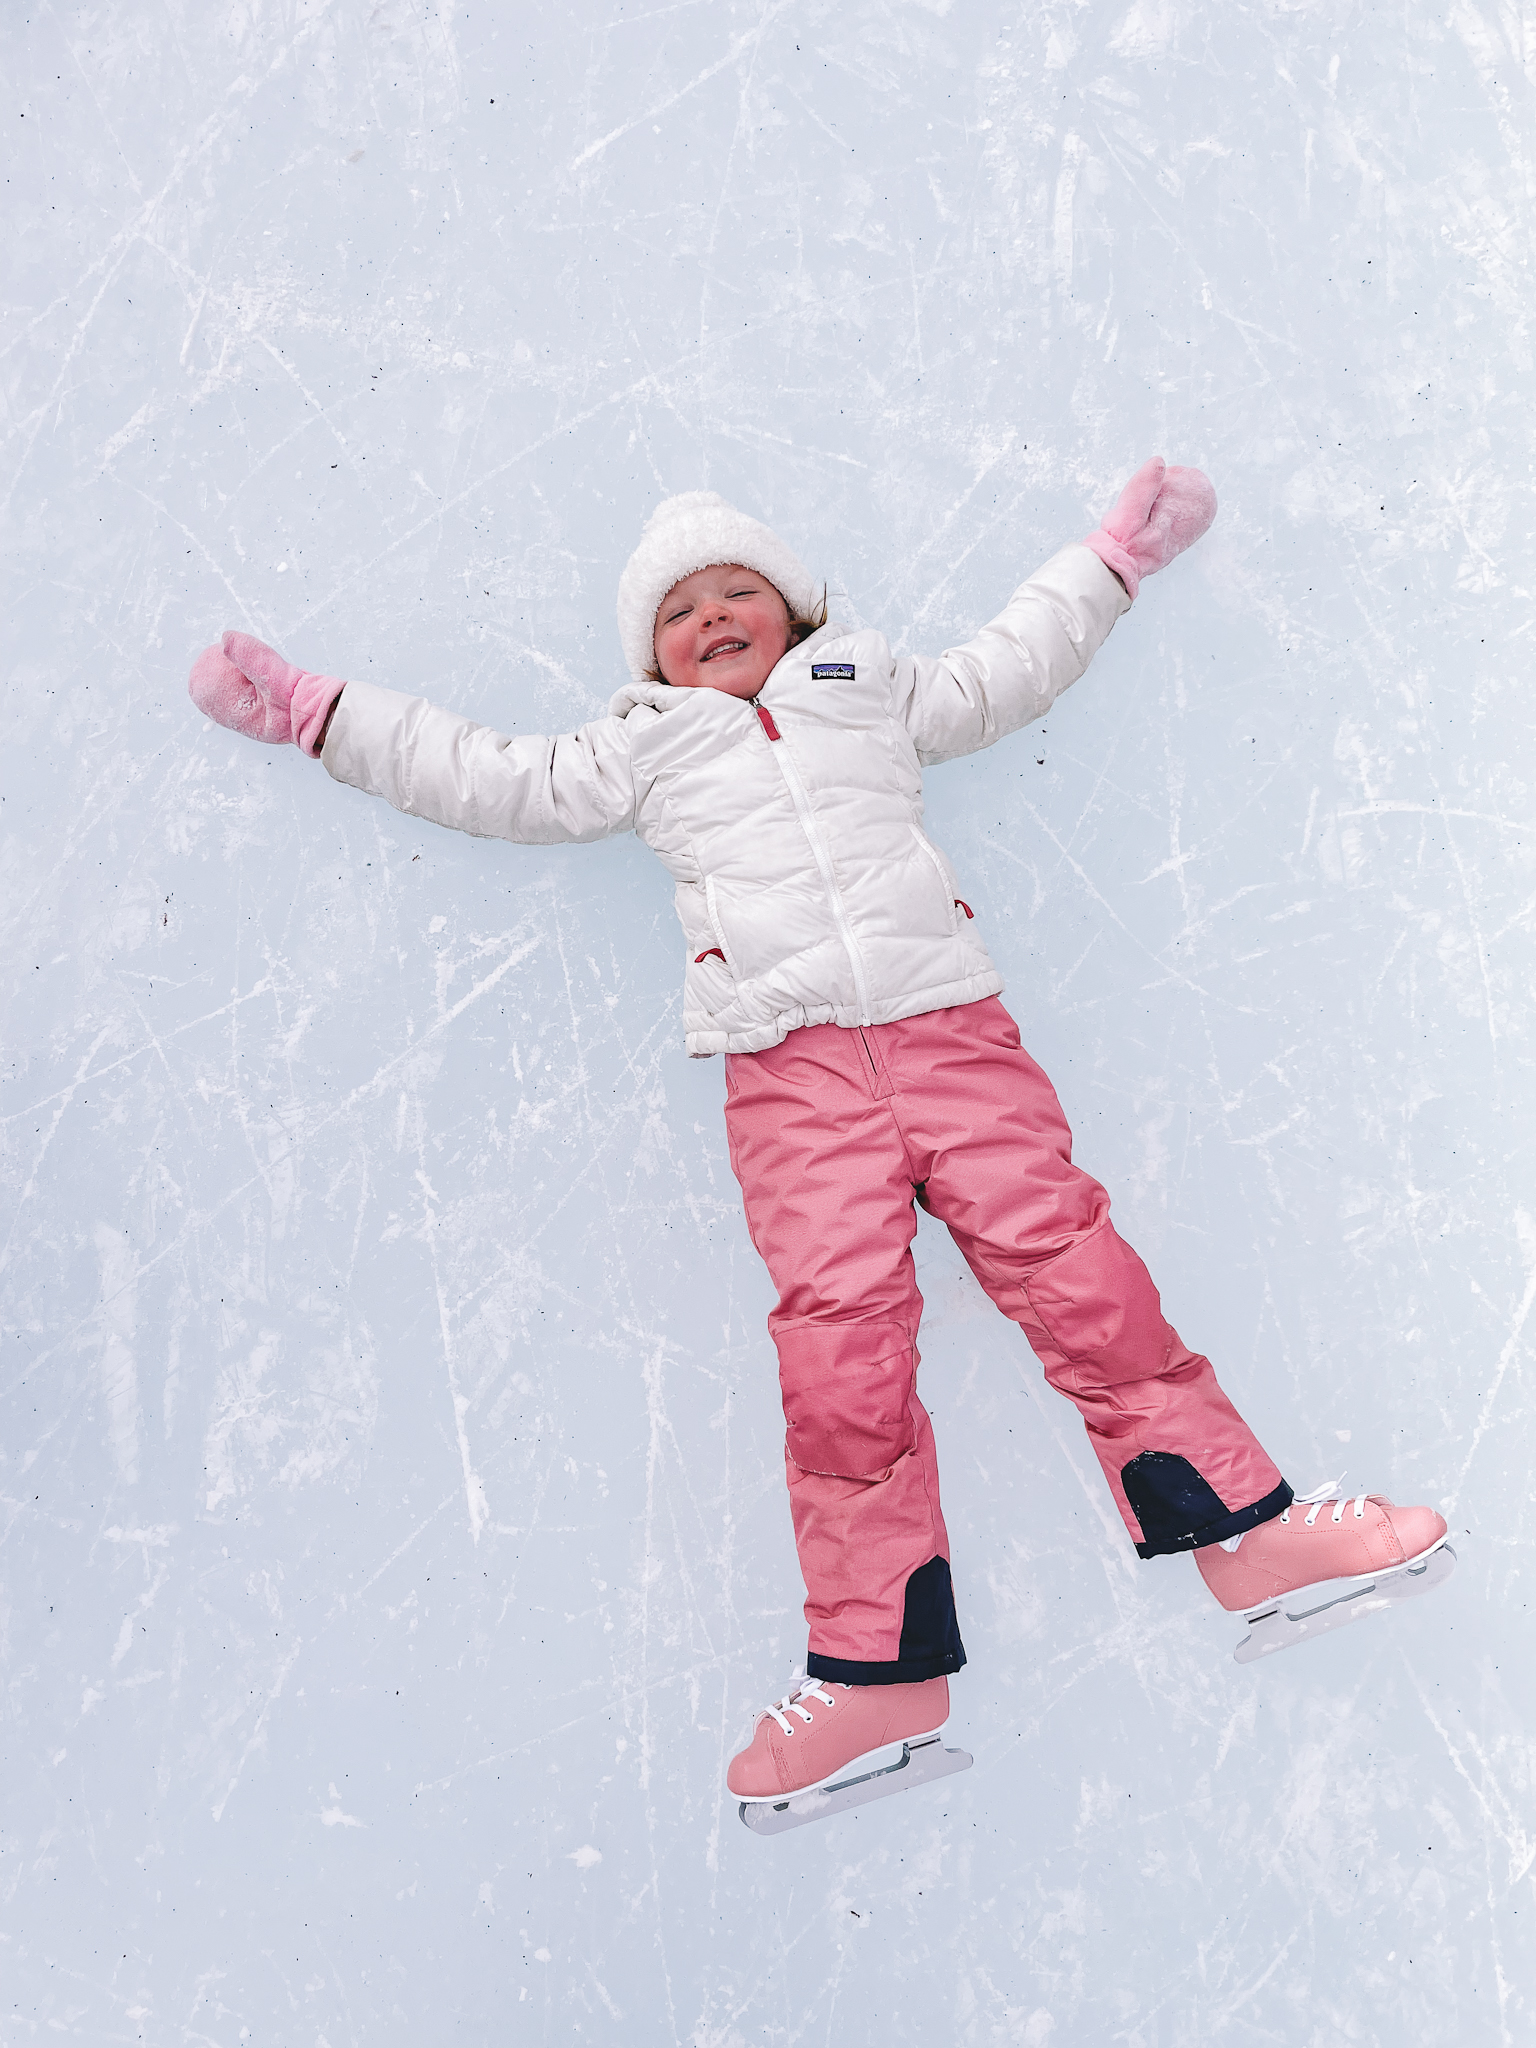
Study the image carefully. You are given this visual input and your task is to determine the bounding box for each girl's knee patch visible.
[1024,1224,1175,1387]
[776,1318,918,1479]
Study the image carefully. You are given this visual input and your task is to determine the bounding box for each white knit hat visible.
[616,490,820,682]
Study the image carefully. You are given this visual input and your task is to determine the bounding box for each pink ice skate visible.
[1196,1482,1454,1663]
[729,1674,971,1835]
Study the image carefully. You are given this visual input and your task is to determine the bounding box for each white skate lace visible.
[1280,1477,1368,1527]
[760,1675,837,1737]
[1220,1477,1367,1552]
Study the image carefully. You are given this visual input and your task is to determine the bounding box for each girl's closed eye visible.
[666,585,756,623]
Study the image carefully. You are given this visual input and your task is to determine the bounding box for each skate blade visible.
[1234,1540,1456,1664]
[738,1736,974,1836]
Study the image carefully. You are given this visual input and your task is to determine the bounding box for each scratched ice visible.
[3,5,1533,2042]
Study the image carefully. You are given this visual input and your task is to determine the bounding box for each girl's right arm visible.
[189,631,638,844]
[323,679,637,844]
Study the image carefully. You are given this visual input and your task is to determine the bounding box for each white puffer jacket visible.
[322,543,1128,1056]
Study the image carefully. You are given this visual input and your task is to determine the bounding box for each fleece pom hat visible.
[616,490,820,682]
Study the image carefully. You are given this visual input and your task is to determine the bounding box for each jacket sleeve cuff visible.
[1080,529,1139,601]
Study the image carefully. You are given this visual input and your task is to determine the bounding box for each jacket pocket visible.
[909,826,964,934]
[701,875,741,975]
[677,880,733,987]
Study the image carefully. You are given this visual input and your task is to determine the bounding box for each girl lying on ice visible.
[188,460,1451,1820]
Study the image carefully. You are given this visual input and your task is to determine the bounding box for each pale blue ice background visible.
[3,3,1534,2043]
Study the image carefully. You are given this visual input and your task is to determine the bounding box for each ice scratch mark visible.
[1,1020,117,1266]
[1444,1209,1536,1516]
[254,335,354,464]
[416,1156,489,1543]
[1339,800,1509,1049]
[210,1639,301,1821]
[636,1333,669,1795]
[572,6,791,170]
[1209,1919,1308,2029]
[703,0,771,263]
[411,1652,735,1792]
[178,268,213,367]
[1337,802,1530,831]
[1413,1668,1536,1889]
[352,1487,458,1598]
[93,1224,141,1485]
[1054,132,1087,287]
[98,401,153,471]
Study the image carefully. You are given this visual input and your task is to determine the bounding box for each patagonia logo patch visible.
[811,662,855,680]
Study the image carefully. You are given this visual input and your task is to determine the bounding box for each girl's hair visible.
[645,582,828,685]
[785,589,830,649]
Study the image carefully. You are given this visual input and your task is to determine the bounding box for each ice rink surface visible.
[4,2,1533,2041]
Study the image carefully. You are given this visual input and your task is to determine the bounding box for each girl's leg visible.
[864,997,1292,1556]
[723,1024,965,1683]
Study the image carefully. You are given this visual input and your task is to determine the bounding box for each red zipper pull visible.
[955,899,974,919]
[753,700,782,741]
[694,947,726,964]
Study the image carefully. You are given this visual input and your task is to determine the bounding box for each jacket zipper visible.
[752,697,874,1025]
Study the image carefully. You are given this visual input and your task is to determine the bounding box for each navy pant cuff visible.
[805,1645,965,1686]
[1135,1478,1294,1559]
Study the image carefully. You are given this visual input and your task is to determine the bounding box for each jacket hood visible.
[607,675,689,720]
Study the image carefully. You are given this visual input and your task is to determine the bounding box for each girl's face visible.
[652,563,792,698]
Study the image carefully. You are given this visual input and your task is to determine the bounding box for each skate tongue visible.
[756,1674,838,1739]
[1224,1477,1348,1551]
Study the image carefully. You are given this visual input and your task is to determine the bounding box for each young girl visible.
[189,460,1450,1813]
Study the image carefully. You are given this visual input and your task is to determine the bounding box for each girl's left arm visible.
[894,460,1216,765]
[892,543,1129,766]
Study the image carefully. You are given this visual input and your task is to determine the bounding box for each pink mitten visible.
[188,631,344,757]
[1083,457,1217,601]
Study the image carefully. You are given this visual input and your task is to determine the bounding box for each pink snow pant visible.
[723,998,1290,1684]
